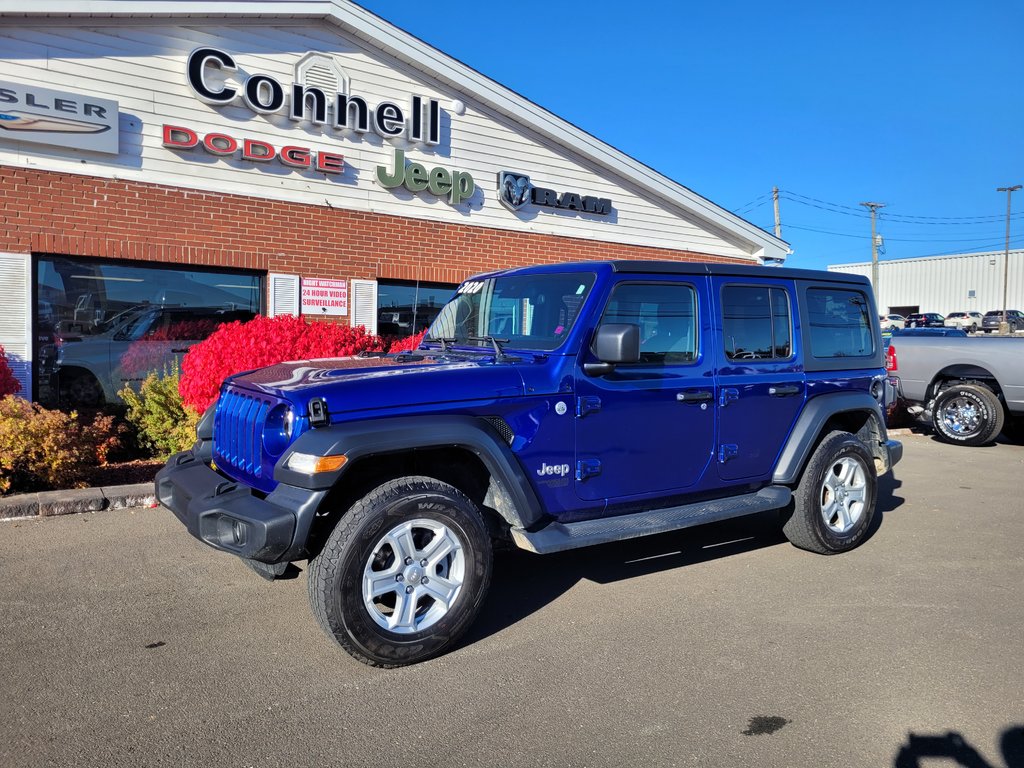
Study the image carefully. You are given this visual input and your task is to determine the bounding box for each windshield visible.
[429,272,596,351]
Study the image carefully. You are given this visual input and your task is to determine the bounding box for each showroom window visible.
[35,256,262,406]
[376,280,456,337]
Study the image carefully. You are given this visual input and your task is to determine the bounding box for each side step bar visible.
[510,486,791,555]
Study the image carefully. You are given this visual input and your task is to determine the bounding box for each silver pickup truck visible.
[886,334,1024,445]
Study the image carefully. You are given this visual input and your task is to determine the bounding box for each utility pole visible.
[772,186,781,239]
[997,185,1021,334]
[860,202,885,304]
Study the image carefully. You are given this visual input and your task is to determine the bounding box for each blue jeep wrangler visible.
[157,260,902,667]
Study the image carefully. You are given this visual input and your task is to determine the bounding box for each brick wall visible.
[2,165,750,314]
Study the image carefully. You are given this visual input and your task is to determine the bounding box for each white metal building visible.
[828,250,1024,317]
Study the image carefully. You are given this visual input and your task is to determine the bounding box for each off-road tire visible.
[932,384,1004,446]
[783,431,877,555]
[308,475,492,667]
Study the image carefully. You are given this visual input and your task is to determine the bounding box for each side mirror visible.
[584,323,640,376]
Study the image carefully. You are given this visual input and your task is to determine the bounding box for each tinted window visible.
[722,285,792,361]
[377,280,456,337]
[601,283,698,365]
[806,288,874,358]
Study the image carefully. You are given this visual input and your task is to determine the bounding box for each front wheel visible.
[308,476,493,667]
[932,384,1004,446]
[782,431,877,554]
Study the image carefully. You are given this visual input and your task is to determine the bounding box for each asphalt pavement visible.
[1,432,1022,768]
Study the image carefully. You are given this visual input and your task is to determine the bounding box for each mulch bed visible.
[82,460,164,488]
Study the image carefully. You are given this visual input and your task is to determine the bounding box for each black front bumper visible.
[155,451,326,564]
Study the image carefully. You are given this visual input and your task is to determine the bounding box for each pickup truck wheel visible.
[783,431,877,554]
[932,384,1004,446]
[308,476,492,667]
[59,370,104,406]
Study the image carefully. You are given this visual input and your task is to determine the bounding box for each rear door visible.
[713,278,805,481]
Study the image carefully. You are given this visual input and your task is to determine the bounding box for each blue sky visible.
[355,1,1024,270]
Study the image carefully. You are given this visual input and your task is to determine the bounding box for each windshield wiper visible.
[425,336,457,353]
[468,335,513,362]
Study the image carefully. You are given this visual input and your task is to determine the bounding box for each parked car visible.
[943,311,984,333]
[54,305,255,405]
[905,312,945,328]
[981,309,1024,333]
[879,314,906,332]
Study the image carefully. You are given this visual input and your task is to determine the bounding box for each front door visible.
[713,278,805,481]
[574,278,716,502]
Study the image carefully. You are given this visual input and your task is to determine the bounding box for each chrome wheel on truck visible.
[308,476,492,667]
[932,384,1003,446]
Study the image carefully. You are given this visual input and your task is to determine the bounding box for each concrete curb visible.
[0,482,157,521]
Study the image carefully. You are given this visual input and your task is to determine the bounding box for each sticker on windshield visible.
[457,281,484,294]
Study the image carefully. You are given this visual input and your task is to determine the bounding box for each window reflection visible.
[377,280,456,337]
[35,257,261,406]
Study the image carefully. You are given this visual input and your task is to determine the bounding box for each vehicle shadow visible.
[464,471,906,650]
[893,725,1024,767]
[463,510,787,647]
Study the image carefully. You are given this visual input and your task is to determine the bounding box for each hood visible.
[225,353,529,415]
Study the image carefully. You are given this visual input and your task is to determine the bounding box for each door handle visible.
[171,348,189,354]
[677,390,713,403]
[768,385,802,397]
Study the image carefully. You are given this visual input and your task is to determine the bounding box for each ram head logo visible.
[497,171,532,212]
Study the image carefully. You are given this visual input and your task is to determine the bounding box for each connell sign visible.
[187,48,444,145]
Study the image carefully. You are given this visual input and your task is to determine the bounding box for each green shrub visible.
[0,397,88,494]
[119,370,200,459]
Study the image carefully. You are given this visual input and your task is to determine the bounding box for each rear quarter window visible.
[806,287,875,359]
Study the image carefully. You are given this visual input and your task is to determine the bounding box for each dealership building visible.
[0,0,787,404]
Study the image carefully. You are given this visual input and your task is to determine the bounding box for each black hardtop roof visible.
[609,260,870,285]
[477,260,870,286]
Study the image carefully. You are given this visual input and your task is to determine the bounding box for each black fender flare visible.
[773,392,887,485]
[274,415,545,530]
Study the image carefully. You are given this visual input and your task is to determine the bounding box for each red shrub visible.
[388,329,428,353]
[0,346,21,398]
[180,316,385,412]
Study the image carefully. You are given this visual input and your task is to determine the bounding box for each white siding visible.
[829,250,1024,316]
[0,253,31,395]
[0,19,758,260]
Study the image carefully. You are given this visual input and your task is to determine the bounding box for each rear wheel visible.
[932,384,1003,446]
[58,369,104,406]
[783,431,877,554]
[308,476,492,667]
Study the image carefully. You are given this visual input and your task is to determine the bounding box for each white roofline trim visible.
[0,0,791,262]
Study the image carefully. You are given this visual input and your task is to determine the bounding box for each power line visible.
[779,190,1024,224]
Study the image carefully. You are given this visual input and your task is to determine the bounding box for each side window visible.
[601,283,698,365]
[806,287,874,358]
[722,285,792,360]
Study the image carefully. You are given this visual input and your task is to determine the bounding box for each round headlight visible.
[263,404,294,456]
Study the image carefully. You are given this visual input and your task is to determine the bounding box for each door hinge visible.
[719,388,739,407]
[718,444,738,463]
[576,395,602,418]
[576,459,602,481]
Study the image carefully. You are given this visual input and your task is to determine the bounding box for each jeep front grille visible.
[213,388,274,478]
